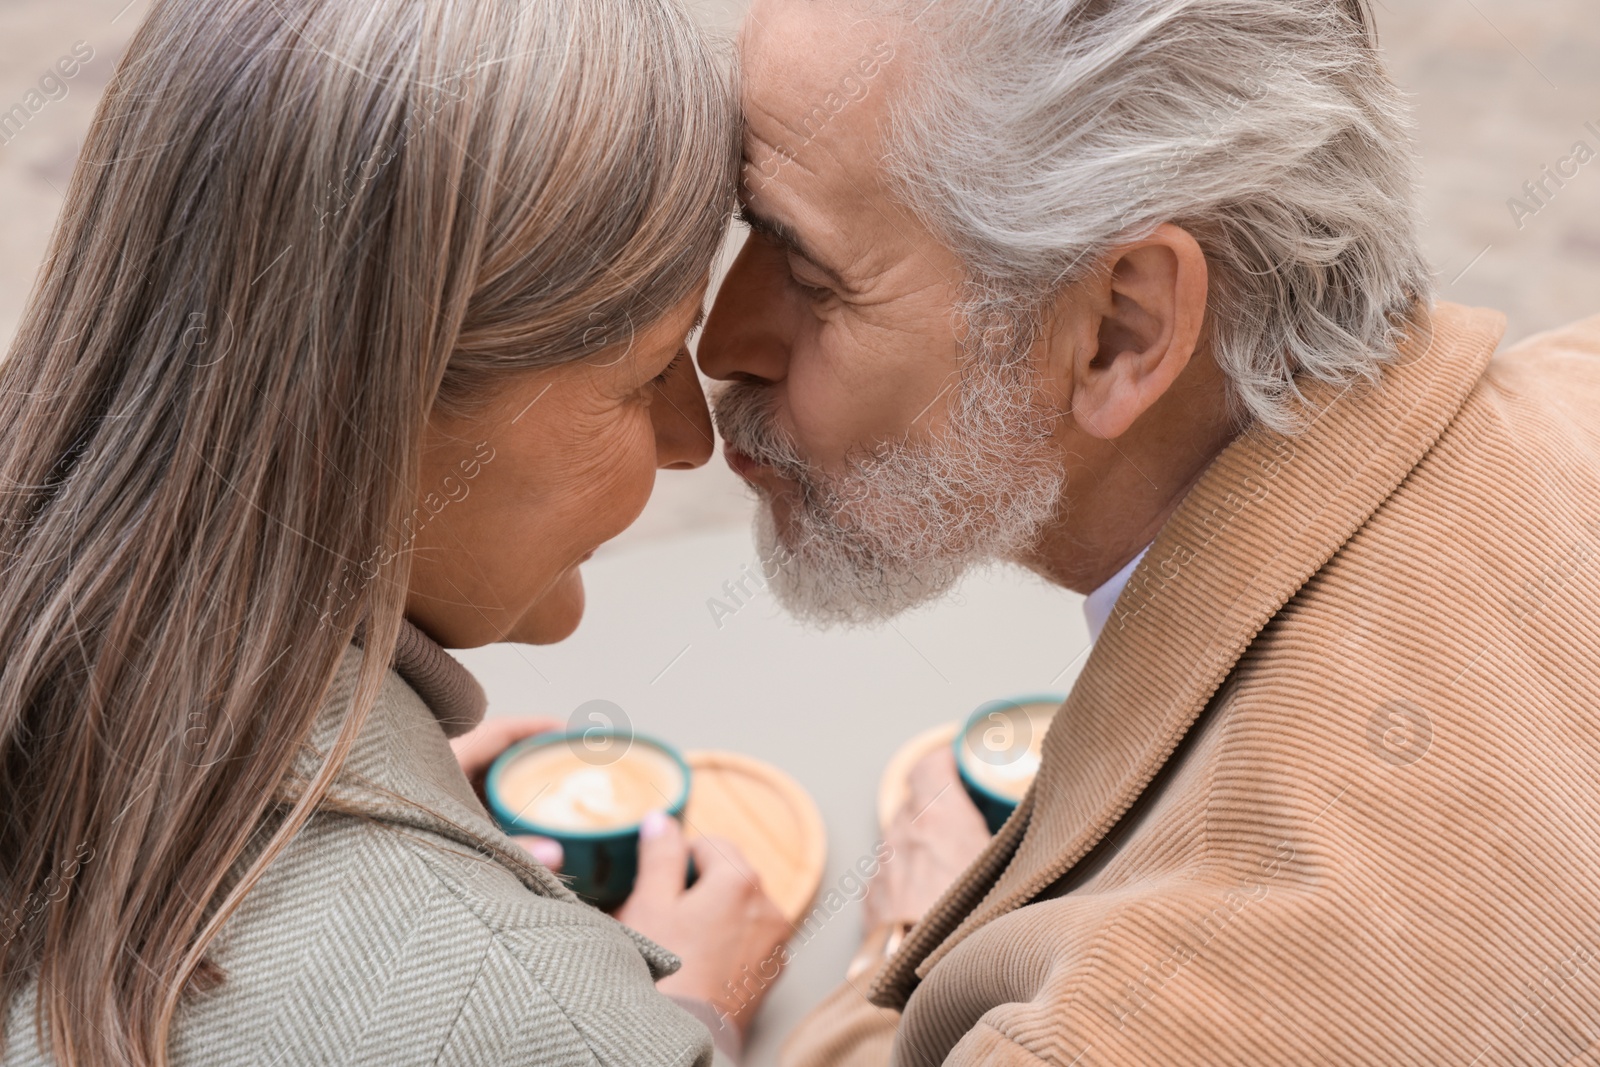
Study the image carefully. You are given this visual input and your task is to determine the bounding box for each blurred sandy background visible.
[3,0,1598,552]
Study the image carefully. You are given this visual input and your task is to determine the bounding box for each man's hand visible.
[617,811,792,1037]
[449,716,565,870]
[866,747,992,930]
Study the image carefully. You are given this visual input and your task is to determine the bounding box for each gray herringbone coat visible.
[3,644,726,1066]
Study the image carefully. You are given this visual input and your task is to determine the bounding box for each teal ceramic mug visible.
[952,694,1065,834]
[486,729,691,910]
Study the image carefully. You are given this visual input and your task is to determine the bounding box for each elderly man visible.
[697,0,1600,1062]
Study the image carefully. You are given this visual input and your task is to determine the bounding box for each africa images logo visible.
[1366,699,1433,767]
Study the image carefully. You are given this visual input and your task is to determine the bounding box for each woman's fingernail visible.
[640,810,670,840]
[528,839,563,868]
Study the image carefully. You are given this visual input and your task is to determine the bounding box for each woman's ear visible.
[1061,223,1209,441]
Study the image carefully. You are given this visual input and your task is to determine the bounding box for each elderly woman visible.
[0,0,789,1063]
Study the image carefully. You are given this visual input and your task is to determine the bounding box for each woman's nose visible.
[654,350,714,470]
[697,238,795,385]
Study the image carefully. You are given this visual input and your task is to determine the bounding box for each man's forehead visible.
[739,0,904,135]
[736,0,934,292]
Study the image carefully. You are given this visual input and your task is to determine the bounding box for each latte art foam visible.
[498,741,684,832]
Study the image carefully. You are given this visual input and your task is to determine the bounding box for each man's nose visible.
[697,236,797,384]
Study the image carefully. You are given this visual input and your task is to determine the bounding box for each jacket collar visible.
[280,630,682,980]
[391,618,487,738]
[870,301,1508,1008]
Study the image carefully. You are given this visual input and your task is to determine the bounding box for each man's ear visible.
[1062,223,1208,441]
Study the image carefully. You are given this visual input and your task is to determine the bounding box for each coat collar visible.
[279,634,683,981]
[390,618,487,738]
[870,301,1508,1009]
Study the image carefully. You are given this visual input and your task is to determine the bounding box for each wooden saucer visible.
[682,750,827,925]
[875,721,961,833]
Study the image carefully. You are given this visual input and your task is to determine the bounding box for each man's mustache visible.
[710,382,812,480]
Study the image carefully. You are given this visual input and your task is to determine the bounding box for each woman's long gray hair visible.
[0,0,735,1061]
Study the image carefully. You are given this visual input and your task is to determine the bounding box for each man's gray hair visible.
[888,0,1434,432]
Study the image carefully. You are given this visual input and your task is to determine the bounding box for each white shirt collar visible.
[1082,545,1152,643]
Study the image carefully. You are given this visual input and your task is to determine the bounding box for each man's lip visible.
[724,444,764,482]
[725,444,799,498]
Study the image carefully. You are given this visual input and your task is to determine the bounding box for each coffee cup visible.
[486,729,691,909]
[952,694,1063,834]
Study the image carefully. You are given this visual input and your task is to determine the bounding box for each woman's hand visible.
[449,716,565,870]
[865,747,991,930]
[616,811,791,1036]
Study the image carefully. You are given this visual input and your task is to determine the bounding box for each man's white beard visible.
[711,341,1065,627]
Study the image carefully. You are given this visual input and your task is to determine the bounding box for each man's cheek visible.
[855,315,968,434]
[783,367,872,469]
[789,348,938,465]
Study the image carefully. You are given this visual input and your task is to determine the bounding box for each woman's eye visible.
[651,352,684,386]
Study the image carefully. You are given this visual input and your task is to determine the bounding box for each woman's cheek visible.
[511,412,651,645]
[590,409,660,536]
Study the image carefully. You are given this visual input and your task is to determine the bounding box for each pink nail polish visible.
[640,810,670,839]
[529,839,563,868]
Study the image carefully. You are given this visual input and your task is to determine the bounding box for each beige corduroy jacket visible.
[784,302,1600,1066]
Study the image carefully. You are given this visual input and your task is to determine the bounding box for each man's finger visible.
[906,747,961,807]
[632,810,690,900]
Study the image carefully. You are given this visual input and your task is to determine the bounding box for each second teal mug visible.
[952,693,1065,834]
